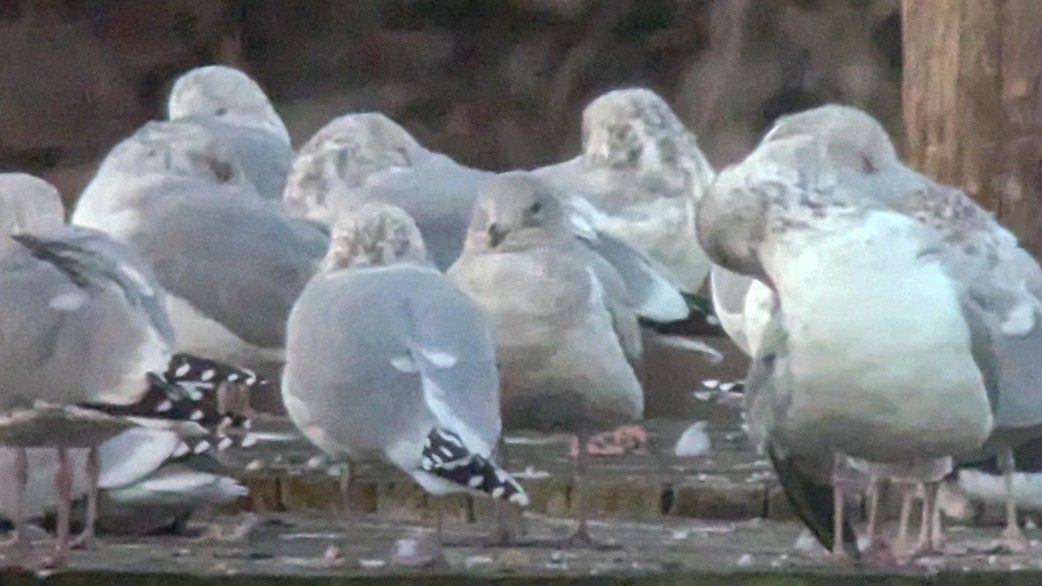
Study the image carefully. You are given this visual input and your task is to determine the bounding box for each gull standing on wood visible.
[536,88,716,294]
[448,172,644,544]
[72,120,328,373]
[765,103,1042,553]
[0,426,246,538]
[283,203,527,545]
[166,64,293,202]
[0,174,223,563]
[698,134,994,561]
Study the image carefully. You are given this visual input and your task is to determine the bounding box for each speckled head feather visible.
[0,173,65,237]
[167,65,289,143]
[322,202,428,271]
[284,113,422,220]
[765,104,1001,252]
[764,104,898,176]
[581,88,707,174]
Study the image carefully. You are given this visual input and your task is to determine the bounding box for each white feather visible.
[97,427,181,489]
[389,355,418,373]
[48,290,90,312]
[418,349,458,369]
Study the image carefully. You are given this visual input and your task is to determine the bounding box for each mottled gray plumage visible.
[448,172,644,433]
[701,131,993,556]
[285,113,687,323]
[536,88,716,293]
[284,112,491,270]
[72,120,327,364]
[284,203,524,504]
[764,104,1042,547]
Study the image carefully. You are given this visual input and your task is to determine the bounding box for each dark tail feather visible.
[767,442,859,559]
[79,372,245,428]
[420,429,529,506]
[166,353,266,389]
[12,233,92,288]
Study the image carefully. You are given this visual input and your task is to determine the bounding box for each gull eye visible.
[529,202,542,215]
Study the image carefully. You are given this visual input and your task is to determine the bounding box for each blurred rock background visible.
[0,0,903,205]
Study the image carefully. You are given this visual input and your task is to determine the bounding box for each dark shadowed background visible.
[0,0,903,206]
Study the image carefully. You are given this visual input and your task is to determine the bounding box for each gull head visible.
[764,104,898,175]
[0,173,65,237]
[581,88,701,172]
[167,65,290,143]
[467,171,570,253]
[284,113,422,224]
[99,120,248,187]
[322,202,428,271]
[697,134,841,281]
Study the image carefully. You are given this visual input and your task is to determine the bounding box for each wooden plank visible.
[903,0,1042,255]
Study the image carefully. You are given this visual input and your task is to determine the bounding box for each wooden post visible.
[902,0,1042,255]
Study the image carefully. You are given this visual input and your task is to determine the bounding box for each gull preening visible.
[699,132,994,560]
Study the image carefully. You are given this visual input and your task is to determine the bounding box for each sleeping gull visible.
[698,133,994,560]
[282,202,527,546]
[765,103,1042,553]
[283,112,493,270]
[448,171,644,544]
[167,64,293,202]
[284,112,689,324]
[72,120,328,374]
[535,87,716,294]
[0,174,250,564]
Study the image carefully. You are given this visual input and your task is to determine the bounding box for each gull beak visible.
[487,223,509,248]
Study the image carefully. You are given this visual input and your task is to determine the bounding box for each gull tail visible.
[767,442,859,559]
[165,353,266,389]
[80,372,247,428]
[420,428,529,507]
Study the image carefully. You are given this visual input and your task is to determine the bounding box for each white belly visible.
[768,212,993,463]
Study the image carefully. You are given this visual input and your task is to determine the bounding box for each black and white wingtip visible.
[166,353,266,389]
[169,424,261,460]
[419,428,529,507]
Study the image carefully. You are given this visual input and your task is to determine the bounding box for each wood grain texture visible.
[903,0,1042,254]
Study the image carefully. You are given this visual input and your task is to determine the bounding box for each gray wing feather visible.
[28,226,176,347]
[579,232,688,323]
[344,155,491,270]
[405,276,502,451]
[130,184,327,348]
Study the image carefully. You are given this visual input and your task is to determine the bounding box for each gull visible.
[448,171,644,544]
[766,104,1042,553]
[0,173,247,563]
[71,120,328,373]
[535,87,716,294]
[284,112,689,324]
[697,132,994,560]
[166,64,293,202]
[282,202,527,545]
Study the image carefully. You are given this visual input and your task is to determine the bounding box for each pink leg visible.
[54,448,71,563]
[1,448,29,550]
[71,448,98,549]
